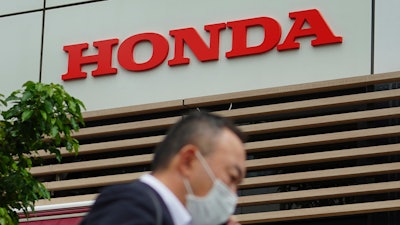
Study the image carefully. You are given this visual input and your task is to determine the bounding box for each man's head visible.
[152,111,244,170]
[152,110,246,197]
[152,111,246,224]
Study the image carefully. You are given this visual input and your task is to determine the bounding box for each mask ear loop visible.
[183,178,194,195]
[195,151,216,181]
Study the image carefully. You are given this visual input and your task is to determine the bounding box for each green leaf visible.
[44,100,53,113]
[21,110,33,122]
[55,153,62,162]
[5,93,20,102]
[40,110,47,121]
[21,91,33,101]
[70,117,78,131]
[23,80,35,89]
[51,118,56,125]
[73,139,80,155]
[50,126,58,138]
[65,141,73,151]
[68,100,77,112]
[0,100,6,107]
[36,83,44,92]
[11,162,18,170]
[76,98,86,111]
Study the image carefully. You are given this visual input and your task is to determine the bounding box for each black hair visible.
[151,110,245,171]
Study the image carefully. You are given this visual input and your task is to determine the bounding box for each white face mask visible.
[183,151,238,225]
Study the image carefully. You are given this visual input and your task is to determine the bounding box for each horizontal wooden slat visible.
[238,180,400,206]
[241,107,400,135]
[31,154,153,176]
[184,71,400,107]
[36,194,98,206]
[246,125,400,153]
[73,117,179,139]
[240,162,400,189]
[82,100,184,121]
[237,199,400,224]
[215,88,400,120]
[246,143,400,171]
[43,162,400,192]
[44,172,147,192]
[34,135,164,158]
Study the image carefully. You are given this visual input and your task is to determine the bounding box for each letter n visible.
[277,9,342,51]
[168,23,226,66]
[62,39,119,81]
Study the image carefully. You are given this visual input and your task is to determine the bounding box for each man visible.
[80,111,246,225]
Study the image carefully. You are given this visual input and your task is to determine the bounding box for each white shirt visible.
[140,173,191,225]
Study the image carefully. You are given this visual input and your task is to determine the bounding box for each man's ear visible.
[177,144,198,177]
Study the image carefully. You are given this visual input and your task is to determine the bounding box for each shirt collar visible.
[140,173,191,225]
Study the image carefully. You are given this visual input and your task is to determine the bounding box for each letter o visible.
[118,33,169,71]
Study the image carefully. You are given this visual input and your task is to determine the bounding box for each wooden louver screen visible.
[32,71,400,224]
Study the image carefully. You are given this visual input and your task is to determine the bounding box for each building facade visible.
[0,0,399,224]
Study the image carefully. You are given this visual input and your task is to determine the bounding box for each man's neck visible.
[152,171,187,206]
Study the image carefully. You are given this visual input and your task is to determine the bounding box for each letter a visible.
[277,9,342,51]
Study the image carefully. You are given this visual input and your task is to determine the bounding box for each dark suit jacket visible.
[80,181,174,225]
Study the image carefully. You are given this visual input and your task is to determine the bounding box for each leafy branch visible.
[0,81,85,225]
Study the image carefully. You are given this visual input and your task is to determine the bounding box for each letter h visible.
[62,39,119,81]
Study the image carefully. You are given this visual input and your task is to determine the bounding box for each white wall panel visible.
[374,0,400,73]
[46,0,94,8]
[0,12,42,97]
[0,0,43,16]
[41,0,372,111]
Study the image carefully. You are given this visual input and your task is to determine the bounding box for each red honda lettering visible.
[277,9,342,51]
[226,17,282,58]
[62,39,119,81]
[168,23,226,66]
[61,8,343,81]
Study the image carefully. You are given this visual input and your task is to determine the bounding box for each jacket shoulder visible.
[80,181,162,225]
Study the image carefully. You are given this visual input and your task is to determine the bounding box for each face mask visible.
[183,151,238,225]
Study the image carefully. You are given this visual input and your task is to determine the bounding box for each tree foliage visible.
[0,81,85,225]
